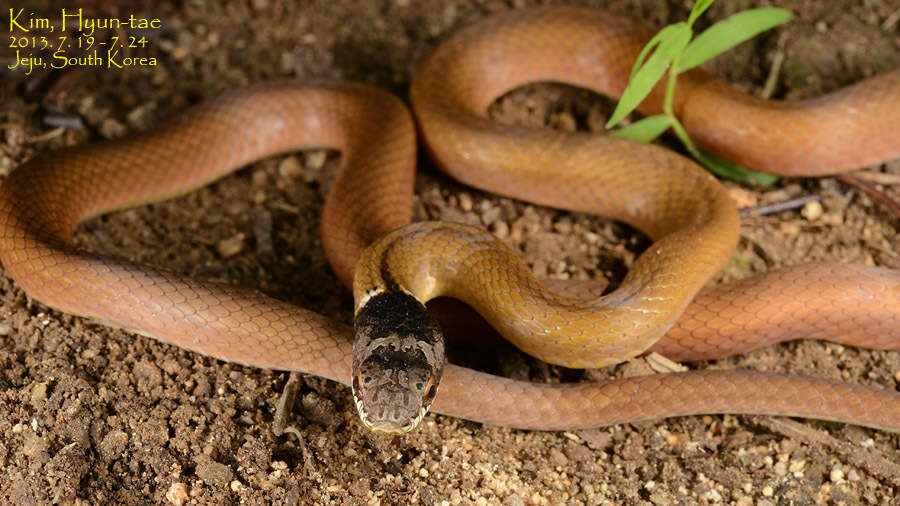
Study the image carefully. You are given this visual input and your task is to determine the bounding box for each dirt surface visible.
[1,0,899,504]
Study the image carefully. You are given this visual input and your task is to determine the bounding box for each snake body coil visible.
[0,7,898,434]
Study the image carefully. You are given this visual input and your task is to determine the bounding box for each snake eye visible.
[352,376,360,392]
[424,377,438,401]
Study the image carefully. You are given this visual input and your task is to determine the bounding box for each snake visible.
[1,7,898,435]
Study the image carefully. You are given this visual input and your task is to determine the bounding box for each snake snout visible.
[353,377,431,434]
[351,347,440,434]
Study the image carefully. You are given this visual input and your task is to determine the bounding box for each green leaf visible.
[688,0,716,26]
[698,151,780,186]
[677,7,792,73]
[627,22,683,82]
[606,23,691,128]
[611,115,672,143]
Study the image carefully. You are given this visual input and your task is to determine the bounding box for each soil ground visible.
[1,0,898,504]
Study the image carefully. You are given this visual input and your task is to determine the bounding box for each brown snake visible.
[1,7,898,433]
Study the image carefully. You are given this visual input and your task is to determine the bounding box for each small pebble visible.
[278,156,303,179]
[171,46,189,61]
[100,118,126,138]
[99,430,128,462]
[551,112,576,131]
[127,104,154,129]
[779,221,800,236]
[300,392,342,427]
[29,382,47,406]
[727,188,758,208]
[548,448,568,467]
[4,124,24,150]
[0,155,11,176]
[704,489,722,502]
[823,195,848,211]
[481,205,501,225]
[830,466,844,483]
[575,429,612,450]
[217,233,245,258]
[649,491,674,505]
[774,461,787,476]
[458,193,473,211]
[762,485,774,497]
[553,218,572,234]
[801,200,823,220]
[303,149,328,173]
[166,482,189,505]
[491,220,509,239]
[821,212,843,226]
[251,170,268,187]
[197,460,233,487]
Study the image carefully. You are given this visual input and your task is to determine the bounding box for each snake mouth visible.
[351,372,439,435]
[354,395,431,435]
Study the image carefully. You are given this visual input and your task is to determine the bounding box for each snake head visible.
[352,288,444,435]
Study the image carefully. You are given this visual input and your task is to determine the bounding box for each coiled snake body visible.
[1,7,898,434]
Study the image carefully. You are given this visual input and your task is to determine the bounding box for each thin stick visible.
[850,170,900,186]
[739,194,820,218]
[837,173,900,218]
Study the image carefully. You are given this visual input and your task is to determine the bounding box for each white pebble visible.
[801,200,823,220]
[830,466,844,483]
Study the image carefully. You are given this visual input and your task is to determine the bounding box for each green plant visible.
[606,0,791,185]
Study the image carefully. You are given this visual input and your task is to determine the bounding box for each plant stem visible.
[661,54,702,160]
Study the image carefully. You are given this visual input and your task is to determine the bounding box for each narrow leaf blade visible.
[677,7,792,73]
[606,23,691,128]
[611,115,672,143]
[688,0,716,26]
[628,29,665,82]
[698,151,780,186]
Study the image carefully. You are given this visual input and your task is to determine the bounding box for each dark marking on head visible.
[352,288,445,434]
